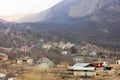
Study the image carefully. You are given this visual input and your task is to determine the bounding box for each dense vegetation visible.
[0,21,120,51]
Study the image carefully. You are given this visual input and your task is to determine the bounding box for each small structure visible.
[61,51,68,55]
[36,57,55,68]
[91,62,103,68]
[21,46,31,52]
[16,56,33,66]
[8,78,16,80]
[116,60,120,64]
[0,53,8,61]
[103,66,113,71]
[73,55,83,63]
[69,63,96,77]
[0,73,6,79]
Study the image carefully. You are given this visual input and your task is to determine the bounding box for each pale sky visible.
[0,0,62,16]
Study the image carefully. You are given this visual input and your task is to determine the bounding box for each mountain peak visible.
[18,0,117,23]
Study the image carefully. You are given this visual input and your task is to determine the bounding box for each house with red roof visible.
[0,53,8,61]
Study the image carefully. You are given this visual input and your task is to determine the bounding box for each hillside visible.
[0,0,120,50]
[17,0,120,49]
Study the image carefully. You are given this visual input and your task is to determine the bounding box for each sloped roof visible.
[17,56,32,61]
[69,63,95,71]
[40,57,49,60]
[37,57,52,63]
[73,63,90,67]
[0,53,8,56]
[22,56,32,60]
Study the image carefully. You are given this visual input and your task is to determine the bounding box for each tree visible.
[70,47,78,54]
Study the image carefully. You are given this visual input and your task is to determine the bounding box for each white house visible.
[0,73,6,79]
[69,63,96,77]
[61,51,68,55]
[36,57,55,68]
[116,60,120,64]
[16,56,33,66]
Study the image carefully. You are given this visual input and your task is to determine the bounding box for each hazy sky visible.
[0,0,62,16]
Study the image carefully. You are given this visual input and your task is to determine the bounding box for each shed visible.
[36,57,55,68]
[0,53,8,61]
[103,66,113,71]
[116,60,120,64]
[16,56,33,66]
[61,51,68,55]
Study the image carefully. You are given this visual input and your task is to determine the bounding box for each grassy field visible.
[16,68,62,80]
[2,64,120,80]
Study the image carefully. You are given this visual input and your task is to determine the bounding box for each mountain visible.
[19,0,118,23]
[0,14,33,22]
[17,0,120,49]
[0,0,120,49]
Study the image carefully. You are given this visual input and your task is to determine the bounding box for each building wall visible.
[16,59,33,66]
[16,59,22,64]
[116,60,120,64]
[0,56,8,61]
[26,59,33,65]
[37,62,54,68]
[74,71,96,77]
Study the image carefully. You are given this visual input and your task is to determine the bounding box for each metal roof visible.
[73,63,90,67]
[69,63,95,71]
[0,53,8,56]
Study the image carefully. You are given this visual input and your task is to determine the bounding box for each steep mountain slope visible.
[18,0,120,49]
[1,0,120,49]
[19,0,115,23]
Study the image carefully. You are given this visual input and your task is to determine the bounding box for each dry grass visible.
[4,64,120,80]
[16,68,62,80]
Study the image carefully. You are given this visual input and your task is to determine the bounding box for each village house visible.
[59,42,66,49]
[16,56,33,66]
[21,45,31,52]
[42,43,52,50]
[69,63,96,77]
[115,60,120,64]
[61,51,68,55]
[0,53,8,61]
[0,73,6,79]
[36,57,55,68]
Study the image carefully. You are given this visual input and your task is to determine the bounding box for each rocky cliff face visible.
[19,0,118,23]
